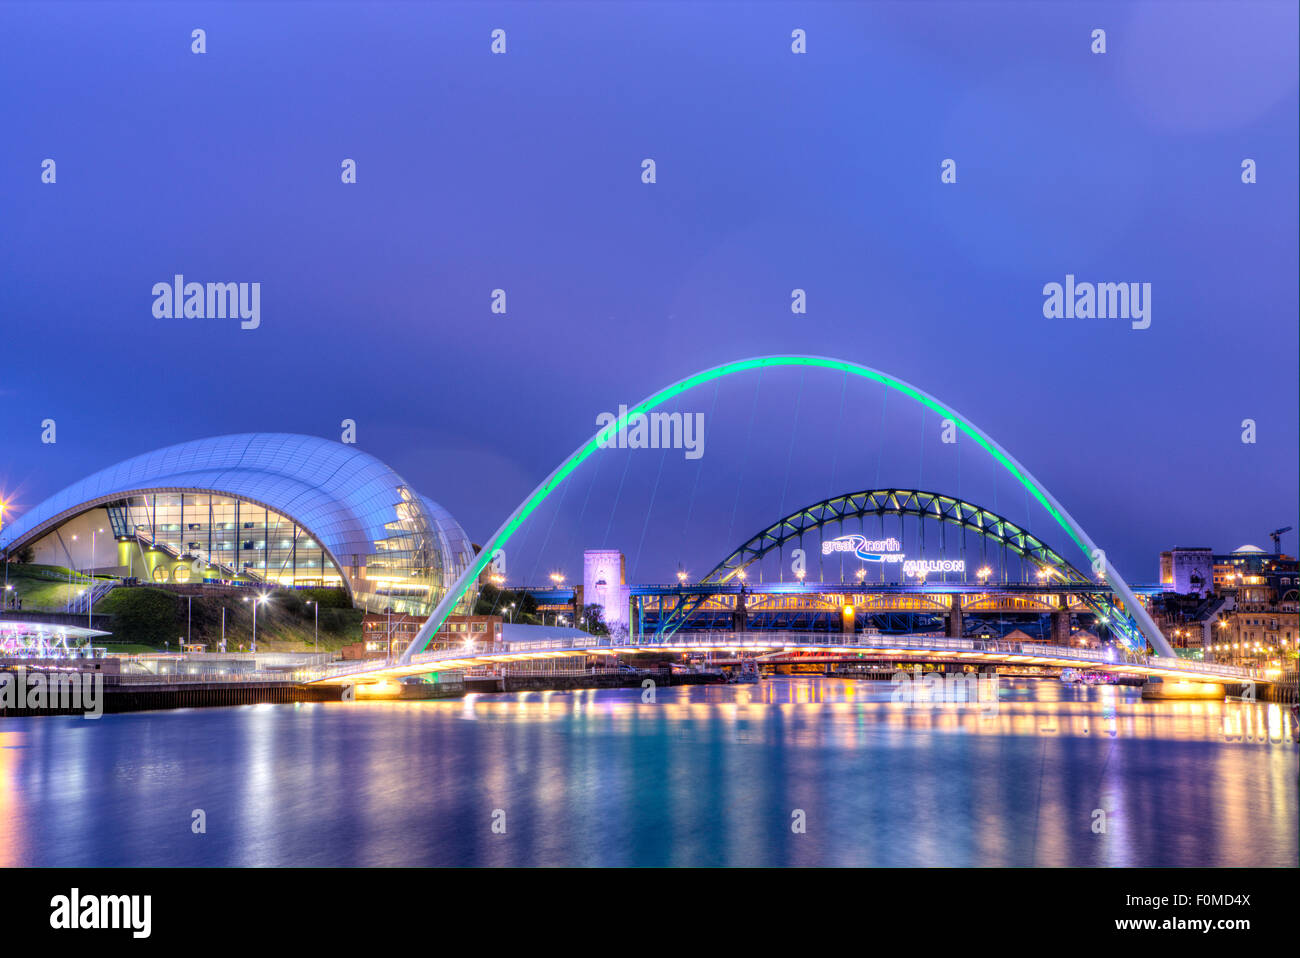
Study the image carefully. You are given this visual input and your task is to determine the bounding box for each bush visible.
[98,588,182,647]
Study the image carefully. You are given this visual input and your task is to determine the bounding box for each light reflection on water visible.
[0,677,1294,866]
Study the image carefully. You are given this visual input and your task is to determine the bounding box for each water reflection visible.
[0,677,1294,866]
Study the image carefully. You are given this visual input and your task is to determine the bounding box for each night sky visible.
[1,1,1296,584]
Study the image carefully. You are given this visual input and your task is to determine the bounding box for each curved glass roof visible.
[0,433,472,616]
[422,495,477,594]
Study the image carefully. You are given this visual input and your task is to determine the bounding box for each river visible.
[0,677,1294,866]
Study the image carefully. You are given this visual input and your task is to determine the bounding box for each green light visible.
[413,356,1093,654]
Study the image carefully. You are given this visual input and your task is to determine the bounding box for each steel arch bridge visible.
[645,488,1134,641]
[396,355,1176,664]
[703,488,1089,585]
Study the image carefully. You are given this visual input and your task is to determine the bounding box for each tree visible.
[582,603,609,636]
[474,583,540,623]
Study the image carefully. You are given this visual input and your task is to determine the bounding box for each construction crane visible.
[1269,526,1292,553]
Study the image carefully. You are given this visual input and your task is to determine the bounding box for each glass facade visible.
[106,492,342,587]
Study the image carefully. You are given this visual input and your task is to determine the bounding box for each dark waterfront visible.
[1,677,1294,867]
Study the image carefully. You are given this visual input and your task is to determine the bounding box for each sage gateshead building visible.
[0,433,475,617]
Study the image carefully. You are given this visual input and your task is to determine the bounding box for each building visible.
[1207,602,1298,667]
[1159,547,1213,596]
[1212,545,1289,591]
[0,433,475,618]
[358,611,425,659]
[1150,543,1299,659]
[584,549,630,637]
[1147,591,1226,651]
[429,614,504,651]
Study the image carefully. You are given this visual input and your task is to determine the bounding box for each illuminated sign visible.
[821,536,966,575]
[821,535,904,562]
[902,559,965,575]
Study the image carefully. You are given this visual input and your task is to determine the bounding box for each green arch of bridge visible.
[399,356,1173,661]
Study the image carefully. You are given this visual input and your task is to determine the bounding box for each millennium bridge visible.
[301,631,1275,692]
[304,355,1284,693]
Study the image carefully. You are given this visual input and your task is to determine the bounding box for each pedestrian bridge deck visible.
[300,633,1272,688]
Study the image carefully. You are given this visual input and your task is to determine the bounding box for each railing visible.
[299,631,1271,684]
[850,635,1263,680]
[104,671,301,685]
[466,665,636,678]
[1143,654,1262,680]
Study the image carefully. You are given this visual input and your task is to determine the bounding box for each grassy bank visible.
[92,586,363,652]
[3,563,103,611]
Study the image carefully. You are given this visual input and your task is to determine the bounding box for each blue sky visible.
[1,1,1296,582]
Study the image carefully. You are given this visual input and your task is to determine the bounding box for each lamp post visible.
[68,535,77,611]
[87,526,103,628]
[244,593,268,653]
[0,495,8,599]
[306,599,318,652]
[2,498,11,608]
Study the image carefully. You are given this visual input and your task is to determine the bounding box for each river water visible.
[1,677,1295,866]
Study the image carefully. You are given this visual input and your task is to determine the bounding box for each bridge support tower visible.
[946,593,963,638]
[730,588,748,633]
[1051,595,1071,644]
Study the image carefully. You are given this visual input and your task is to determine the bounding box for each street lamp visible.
[68,535,78,611]
[505,602,516,623]
[306,599,318,652]
[244,592,269,653]
[549,571,565,586]
[676,569,688,584]
[86,527,104,627]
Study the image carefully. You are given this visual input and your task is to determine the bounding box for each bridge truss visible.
[649,488,1143,646]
